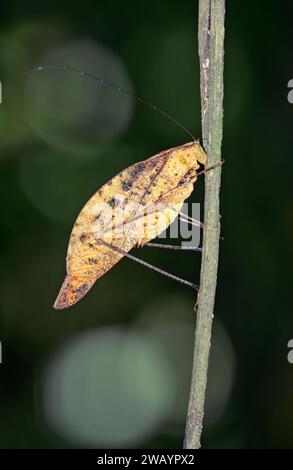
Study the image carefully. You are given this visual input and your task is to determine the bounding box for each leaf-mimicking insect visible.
[28,66,209,309]
[54,140,206,309]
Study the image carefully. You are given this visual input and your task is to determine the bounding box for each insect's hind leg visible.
[101,240,199,290]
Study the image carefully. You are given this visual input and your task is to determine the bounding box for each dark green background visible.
[0,0,292,449]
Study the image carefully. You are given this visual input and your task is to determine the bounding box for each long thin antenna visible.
[27,65,196,142]
[101,240,198,290]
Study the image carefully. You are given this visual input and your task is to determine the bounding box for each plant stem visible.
[183,0,225,449]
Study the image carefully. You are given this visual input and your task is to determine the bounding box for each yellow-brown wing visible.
[54,141,206,309]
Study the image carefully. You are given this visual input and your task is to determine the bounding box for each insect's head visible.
[179,141,207,168]
[192,141,207,166]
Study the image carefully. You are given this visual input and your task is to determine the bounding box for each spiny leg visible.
[100,240,198,290]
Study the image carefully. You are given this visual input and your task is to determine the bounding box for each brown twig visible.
[183,0,225,449]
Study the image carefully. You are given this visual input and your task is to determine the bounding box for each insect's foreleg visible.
[197,159,225,177]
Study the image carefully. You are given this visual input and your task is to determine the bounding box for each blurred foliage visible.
[0,0,293,449]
